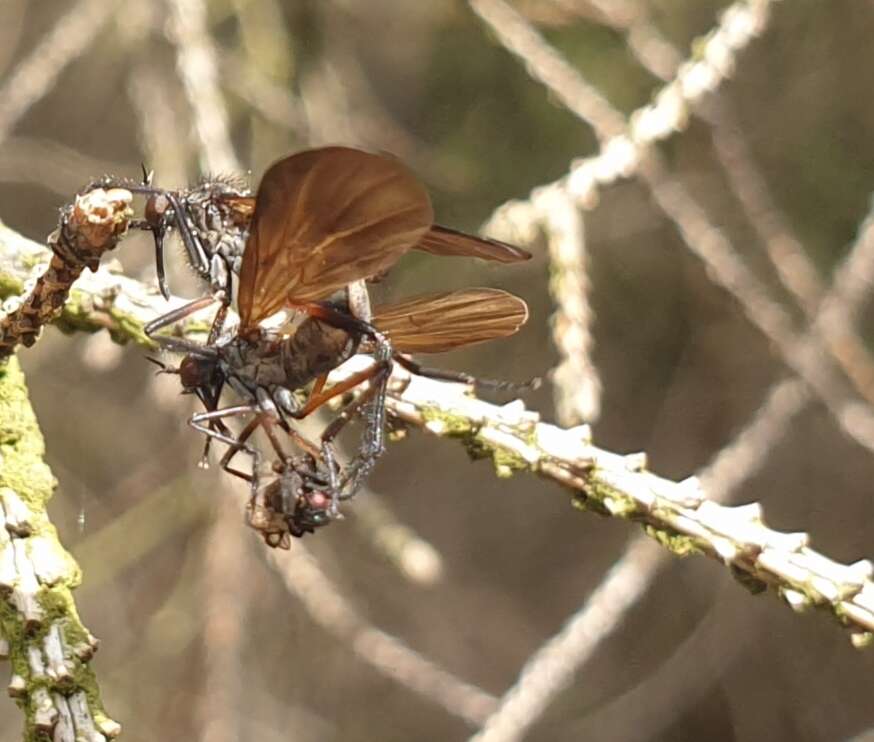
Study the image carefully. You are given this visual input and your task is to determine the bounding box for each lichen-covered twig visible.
[0,188,133,359]
[0,220,220,355]
[0,223,871,645]
[329,356,874,645]
[0,357,120,740]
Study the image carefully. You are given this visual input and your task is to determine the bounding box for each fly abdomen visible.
[281,317,359,388]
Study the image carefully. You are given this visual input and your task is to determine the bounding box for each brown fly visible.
[146,147,532,515]
[95,149,529,338]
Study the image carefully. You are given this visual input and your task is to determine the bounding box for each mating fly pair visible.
[110,147,532,541]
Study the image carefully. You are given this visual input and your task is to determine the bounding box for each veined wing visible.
[238,147,433,330]
[373,288,528,353]
[414,225,531,263]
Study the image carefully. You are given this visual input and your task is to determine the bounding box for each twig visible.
[330,356,874,642]
[477,0,874,454]
[0,223,871,644]
[482,0,779,228]
[588,2,874,413]
[351,487,444,586]
[470,376,808,742]
[164,0,240,173]
[0,218,218,352]
[639,157,874,454]
[469,0,626,141]
[469,537,662,742]
[472,189,874,739]
[0,0,122,147]
[0,188,133,358]
[0,357,120,740]
[474,0,778,426]
[538,189,601,423]
[263,544,498,726]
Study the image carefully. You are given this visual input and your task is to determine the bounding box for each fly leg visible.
[392,354,541,395]
[285,354,391,511]
[189,404,263,499]
[290,303,395,503]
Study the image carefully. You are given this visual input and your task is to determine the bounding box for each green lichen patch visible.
[489,445,531,478]
[0,360,57,508]
[421,407,478,437]
[571,493,612,517]
[0,272,24,299]
[643,524,704,557]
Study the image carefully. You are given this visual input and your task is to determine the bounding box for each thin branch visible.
[472,187,874,739]
[0,0,122,147]
[477,0,874,454]
[482,0,778,230]
[164,0,240,173]
[473,0,777,427]
[469,537,663,742]
[539,191,601,423]
[0,188,133,358]
[469,0,627,141]
[470,375,808,742]
[332,356,874,642]
[0,218,216,351]
[263,544,498,726]
[351,487,444,586]
[589,2,874,414]
[1,222,871,645]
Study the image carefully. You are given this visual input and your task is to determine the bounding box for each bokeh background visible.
[1,1,873,740]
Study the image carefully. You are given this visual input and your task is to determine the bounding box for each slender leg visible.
[189,404,263,497]
[144,294,219,338]
[291,361,389,419]
[289,301,396,502]
[392,353,541,394]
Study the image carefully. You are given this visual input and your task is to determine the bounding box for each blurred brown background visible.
[1,1,873,740]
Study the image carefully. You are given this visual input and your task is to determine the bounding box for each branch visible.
[0,356,120,740]
[0,220,871,644]
[331,357,874,645]
[0,188,133,358]
[0,215,217,353]
[3,195,874,646]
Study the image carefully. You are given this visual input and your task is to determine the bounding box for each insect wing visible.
[238,147,433,330]
[415,225,532,263]
[373,288,528,353]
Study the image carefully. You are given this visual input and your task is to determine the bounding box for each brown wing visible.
[238,147,433,330]
[373,288,528,353]
[414,225,532,263]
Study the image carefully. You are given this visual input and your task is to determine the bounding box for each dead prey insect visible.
[148,147,531,516]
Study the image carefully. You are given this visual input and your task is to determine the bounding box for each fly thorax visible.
[180,180,250,279]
